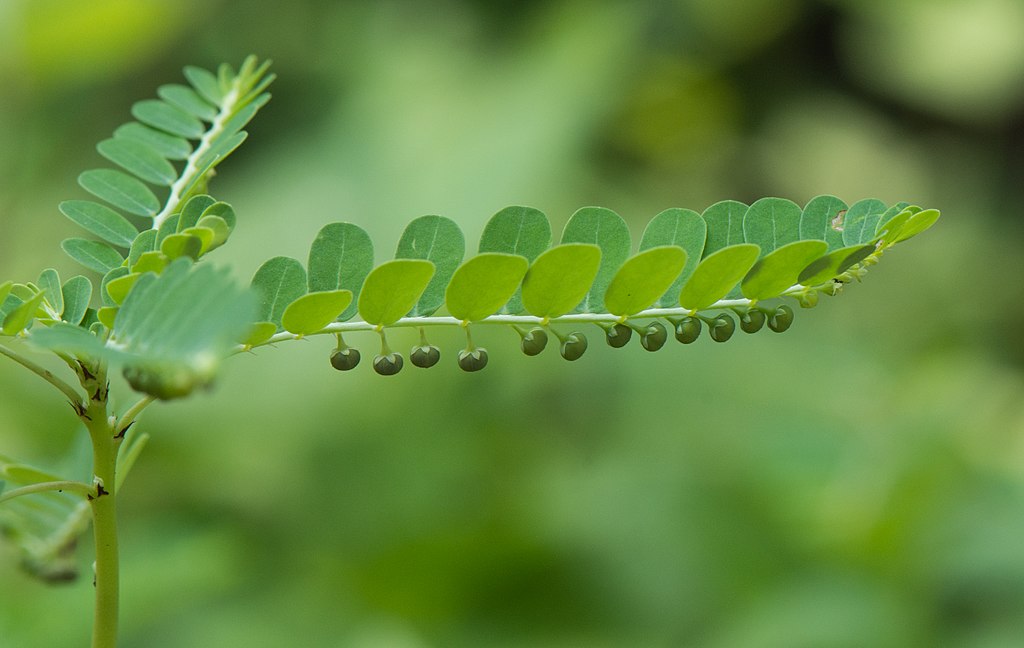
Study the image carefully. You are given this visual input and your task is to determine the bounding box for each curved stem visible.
[0,480,94,504]
[0,344,85,407]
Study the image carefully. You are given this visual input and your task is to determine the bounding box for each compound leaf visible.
[358,260,435,326]
[679,244,760,311]
[307,222,373,322]
[445,253,529,322]
[741,240,828,301]
[251,257,307,328]
[521,244,602,319]
[639,208,706,307]
[61,238,124,274]
[59,200,139,248]
[560,207,630,312]
[395,215,464,317]
[96,138,177,186]
[281,290,353,336]
[743,197,802,255]
[605,246,687,316]
[78,169,160,217]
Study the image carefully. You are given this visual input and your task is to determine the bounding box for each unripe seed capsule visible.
[560,333,588,361]
[739,309,765,334]
[674,317,701,344]
[605,323,632,348]
[410,345,441,368]
[330,347,361,371]
[458,348,489,372]
[768,305,794,333]
[641,321,667,351]
[521,328,548,356]
[799,290,819,309]
[372,352,404,376]
[709,314,735,343]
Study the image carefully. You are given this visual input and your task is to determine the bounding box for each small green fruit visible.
[410,345,441,368]
[605,323,632,348]
[798,290,819,309]
[768,305,794,333]
[458,348,489,372]
[674,317,701,344]
[708,314,735,343]
[521,328,548,356]
[739,309,765,334]
[560,332,588,361]
[372,352,404,375]
[640,321,667,351]
[330,347,361,371]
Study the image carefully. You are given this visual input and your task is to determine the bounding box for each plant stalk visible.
[84,383,120,648]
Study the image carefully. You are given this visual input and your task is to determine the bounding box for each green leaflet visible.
[445,253,529,322]
[741,240,828,301]
[127,230,157,268]
[59,200,139,248]
[37,268,63,318]
[96,138,177,186]
[890,208,940,244]
[132,251,169,275]
[200,202,236,232]
[679,244,760,311]
[157,84,218,121]
[180,227,215,255]
[560,207,631,313]
[743,197,802,256]
[241,322,278,347]
[701,200,748,256]
[196,215,230,249]
[178,195,217,231]
[106,273,142,306]
[605,246,688,316]
[0,281,13,309]
[521,244,602,319]
[78,169,160,218]
[639,208,706,307]
[160,233,203,261]
[100,267,130,308]
[131,99,205,139]
[307,222,373,322]
[358,260,435,326]
[183,65,224,105]
[61,238,124,274]
[874,201,911,236]
[842,198,888,246]
[60,276,92,326]
[156,215,179,247]
[395,215,465,317]
[194,131,248,177]
[798,244,875,286]
[114,122,192,160]
[2,291,47,335]
[800,195,847,251]
[281,290,353,336]
[251,257,308,328]
[478,206,552,314]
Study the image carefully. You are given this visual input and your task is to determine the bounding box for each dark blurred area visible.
[2,1,1024,646]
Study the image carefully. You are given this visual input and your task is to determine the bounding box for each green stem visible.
[0,480,93,504]
[83,380,120,648]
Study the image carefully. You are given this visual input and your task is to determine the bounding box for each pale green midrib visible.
[151,83,244,230]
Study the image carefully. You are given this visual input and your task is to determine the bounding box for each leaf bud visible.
[559,332,588,361]
[372,352,404,376]
[674,316,701,344]
[739,309,765,334]
[640,321,667,351]
[458,347,489,372]
[521,328,548,356]
[410,345,441,368]
[768,305,794,333]
[605,323,632,348]
[708,314,735,343]
[330,347,361,371]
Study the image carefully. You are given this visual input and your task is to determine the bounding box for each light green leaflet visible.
[799,195,847,250]
[114,122,192,160]
[2,291,47,335]
[196,215,230,249]
[701,200,747,256]
[96,138,177,186]
[874,202,910,236]
[61,238,124,274]
[100,267,129,308]
[131,99,204,139]
[743,197,802,256]
[307,222,373,322]
[521,244,601,319]
[445,253,529,322]
[128,230,157,267]
[106,273,142,306]
[358,260,435,326]
[798,244,875,286]
[679,244,760,311]
[605,246,688,316]
[251,257,308,328]
[60,276,92,326]
[639,208,705,307]
[59,200,139,248]
[157,84,218,121]
[478,206,552,314]
[842,198,887,246]
[741,240,828,301]
[78,169,160,217]
[160,233,202,261]
[395,215,465,317]
[560,207,631,313]
[132,251,168,275]
[180,227,215,255]
[37,268,63,318]
[281,290,353,336]
[200,202,236,232]
[890,208,939,244]
[178,195,217,231]
[241,322,278,347]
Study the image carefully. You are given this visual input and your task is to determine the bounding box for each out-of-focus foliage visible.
[1,1,1023,647]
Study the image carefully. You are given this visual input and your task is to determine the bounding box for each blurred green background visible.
[2,0,1024,646]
